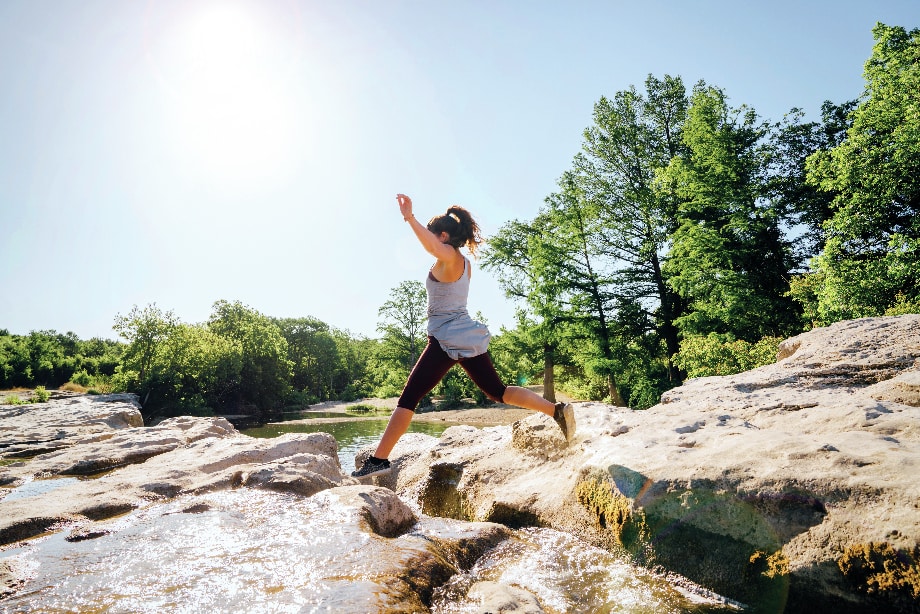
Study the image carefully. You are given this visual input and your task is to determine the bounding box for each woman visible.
[352,194,575,478]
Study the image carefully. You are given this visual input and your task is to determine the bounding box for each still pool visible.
[243,416,451,471]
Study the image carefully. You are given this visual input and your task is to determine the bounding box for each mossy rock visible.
[574,471,792,611]
[838,541,920,613]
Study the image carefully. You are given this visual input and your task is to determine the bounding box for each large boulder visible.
[382,316,920,613]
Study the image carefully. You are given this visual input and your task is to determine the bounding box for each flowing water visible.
[1,489,738,613]
[0,415,741,612]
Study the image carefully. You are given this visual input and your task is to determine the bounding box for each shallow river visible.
[0,413,741,613]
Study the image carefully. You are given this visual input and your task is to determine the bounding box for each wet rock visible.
[385,315,920,612]
[66,527,113,542]
[468,580,544,613]
[239,455,342,498]
[1,560,23,599]
[0,489,516,613]
[316,484,417,537]
[0,427,347,546]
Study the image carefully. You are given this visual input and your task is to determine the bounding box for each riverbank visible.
[289,387,573,427]
[280,404,534,427]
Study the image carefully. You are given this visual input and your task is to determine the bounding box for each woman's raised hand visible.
[396,193,414,221]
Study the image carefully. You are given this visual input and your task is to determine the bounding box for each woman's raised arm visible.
[397,194,459,262]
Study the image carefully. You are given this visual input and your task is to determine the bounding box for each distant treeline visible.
[0,330,122,390]
[3,24,918,419]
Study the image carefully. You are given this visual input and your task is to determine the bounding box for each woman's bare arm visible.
[397,194,460,263]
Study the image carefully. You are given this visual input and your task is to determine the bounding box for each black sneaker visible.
[553,402,575,442]
[351,456,391,478]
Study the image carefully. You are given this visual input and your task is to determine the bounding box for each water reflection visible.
[1,477,80,503]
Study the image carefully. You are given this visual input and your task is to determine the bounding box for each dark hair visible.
[427,205,483,258]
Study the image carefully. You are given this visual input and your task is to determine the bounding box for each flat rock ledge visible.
[373,315,920,613]
[0,396,514,610]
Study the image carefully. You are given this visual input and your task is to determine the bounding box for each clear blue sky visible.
[2,1,918,341]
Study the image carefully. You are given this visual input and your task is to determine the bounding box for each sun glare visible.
[151,4,304,192]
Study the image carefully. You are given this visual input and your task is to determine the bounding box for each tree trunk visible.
[542,343,556,402]
[608,373,626,407]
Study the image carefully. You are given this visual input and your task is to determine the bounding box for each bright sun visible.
[151,4,303,192]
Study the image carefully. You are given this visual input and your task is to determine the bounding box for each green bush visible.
[33,386,50,403]
[346,403,385,415]
[674,334,782,378]
[71,369,92,387]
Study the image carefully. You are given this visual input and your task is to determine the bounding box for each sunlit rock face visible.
[0,487,513,612]
[1,397,730,613]
[386,315,920,613]
[0,393,144,459]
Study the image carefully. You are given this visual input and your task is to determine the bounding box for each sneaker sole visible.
[562,404,576,442]
[351,467,392,479]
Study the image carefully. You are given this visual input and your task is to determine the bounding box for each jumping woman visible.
[352,194,575,478]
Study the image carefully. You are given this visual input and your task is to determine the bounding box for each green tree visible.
[151,323,243,415]
[576,74,690,382]
[660,85,800,341]
[674,333,782,378]
[770,100,856,266]
[208,300,292,416]
[377,280,428,370]
[800,23,920,323]
[330,328,374,401]
[275,316,339,401]
[113,304,179,391]
[539,174,627,405]
[482,217,566,401]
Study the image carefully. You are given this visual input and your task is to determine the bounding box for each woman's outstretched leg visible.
[374,407,415,459]
[462,354,576,442]
[352,338,455,478]
[502,385,555,415]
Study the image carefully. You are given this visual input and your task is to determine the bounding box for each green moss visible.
[576,476,630,532]
[575,473,650,550]
[839,542,920,611]
[420,463,473,521]
[749,549,790,579]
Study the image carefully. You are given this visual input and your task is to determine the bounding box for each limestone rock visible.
[384,315,920,612]
[0,425,346,545]
[467,581,545,613]
[0,393,143,457]
[1,415,237,484]
[510,412,568,460]
[314,484,418,537]
[0,488,515,613]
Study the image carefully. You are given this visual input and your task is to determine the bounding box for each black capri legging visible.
[397,336,507,411]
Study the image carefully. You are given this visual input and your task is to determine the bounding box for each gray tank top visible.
[426,258,492,360]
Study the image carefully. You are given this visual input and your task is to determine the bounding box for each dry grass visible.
[59,382,89,393]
